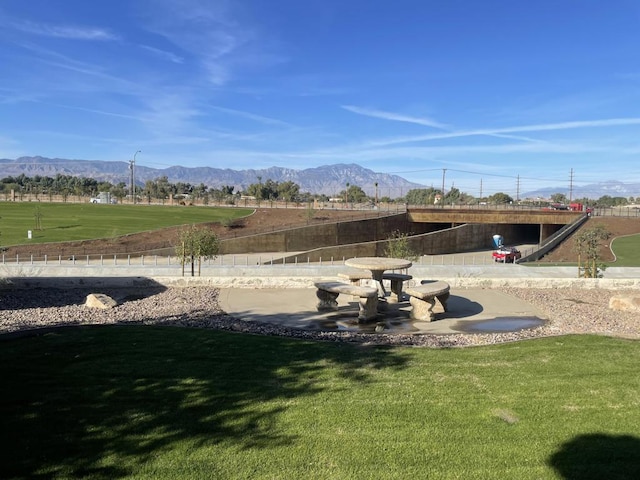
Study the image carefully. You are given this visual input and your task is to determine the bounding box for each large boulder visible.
[85,293,118,309]
[609,295,640,312]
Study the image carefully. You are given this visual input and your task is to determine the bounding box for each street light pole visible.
[441,168,447,208]
[130,150,141,204]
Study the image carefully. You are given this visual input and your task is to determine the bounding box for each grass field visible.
[609,234,640,267]
[1,327,638,479]
[0,203,252,246]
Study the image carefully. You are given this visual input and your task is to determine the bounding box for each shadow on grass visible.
[549,433,640,479]
[0,324,408,478]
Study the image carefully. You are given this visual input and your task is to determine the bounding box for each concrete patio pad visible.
[218,287,548,335]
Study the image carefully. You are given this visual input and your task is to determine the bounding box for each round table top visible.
[344,256,412,271]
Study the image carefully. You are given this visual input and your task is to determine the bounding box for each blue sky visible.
[2,0,640,197]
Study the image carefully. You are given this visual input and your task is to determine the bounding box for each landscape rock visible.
[85,293,118,309]
[609,295,640,312]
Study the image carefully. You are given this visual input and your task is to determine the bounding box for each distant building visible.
[90,192,115,204]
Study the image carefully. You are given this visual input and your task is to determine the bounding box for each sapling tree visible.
[34,206,43,231]
[306,201,315,223]
[574,224,611,278]
[175,225,220,277]
[384,230,420,261]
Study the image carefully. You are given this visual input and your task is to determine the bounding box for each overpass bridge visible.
[407,207,585,244]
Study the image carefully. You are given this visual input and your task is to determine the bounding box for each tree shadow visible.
[548,433,640,479]
[0,321,408,478]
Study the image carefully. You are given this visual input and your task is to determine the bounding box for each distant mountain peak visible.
[0,157,423,196]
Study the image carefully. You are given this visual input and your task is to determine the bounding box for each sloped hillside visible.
[536,216,640,263]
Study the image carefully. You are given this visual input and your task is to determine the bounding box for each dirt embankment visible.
[4,209,640,263]
[3,208,385,258]
[535,216,640,263]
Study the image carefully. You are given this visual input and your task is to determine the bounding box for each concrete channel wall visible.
[277,222,535,263]
[220,212,541,259]
[219,213,421,254]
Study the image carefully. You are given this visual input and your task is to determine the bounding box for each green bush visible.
[384,229,419,260]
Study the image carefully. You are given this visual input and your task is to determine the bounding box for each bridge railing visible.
[517,214,589,263]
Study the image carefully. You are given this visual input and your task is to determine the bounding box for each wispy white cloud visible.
[350,117,640,149]
[342,105,449,129]
[0,87,42,105]
[138,93,204,135]
[41,102,140,121]
[342,104,545,144]
[208,105,292,127]
[139,45,184,64]
[13,20,119,41]
[138,0,282,86]
[18,42,136,90]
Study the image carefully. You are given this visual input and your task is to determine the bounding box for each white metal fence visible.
[2,249,532,268]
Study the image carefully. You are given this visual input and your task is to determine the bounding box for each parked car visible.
[492,246,522,263]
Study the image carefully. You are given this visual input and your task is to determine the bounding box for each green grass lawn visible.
[0,203,252,246]
[609,234,640,267]
[1,327,638,479]
[529,234,640,268]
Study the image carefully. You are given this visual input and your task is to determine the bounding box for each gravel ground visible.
[0,286,638,347]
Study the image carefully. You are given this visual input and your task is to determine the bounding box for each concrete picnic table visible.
[344,256,413,299]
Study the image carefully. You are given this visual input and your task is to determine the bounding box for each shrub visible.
[384,230,419,261]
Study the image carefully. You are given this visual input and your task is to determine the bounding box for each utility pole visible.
[441,168,447,207]
[516,175,520,202]
[345,182,350,208]
[479,178,483,203]
[569,168,574,202]
[130,150,141,204]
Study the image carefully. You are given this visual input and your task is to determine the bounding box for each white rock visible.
[609,295,640,312]
[85,293,118,309]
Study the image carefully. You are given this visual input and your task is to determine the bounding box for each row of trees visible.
[0,174,120,200]
[1,174,637,207]
[548,193,636,208]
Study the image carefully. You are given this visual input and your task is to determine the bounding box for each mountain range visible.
[1,156,638,199]
[0,156,422,197]
[521,181,640,201]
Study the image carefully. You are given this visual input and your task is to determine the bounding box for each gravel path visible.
[0,286,638,347]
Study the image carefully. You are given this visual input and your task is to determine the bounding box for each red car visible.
[492,246,522,263]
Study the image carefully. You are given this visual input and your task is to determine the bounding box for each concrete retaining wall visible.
[3,263,639,290]
[278,222,537,263]
[219,213,410,254]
